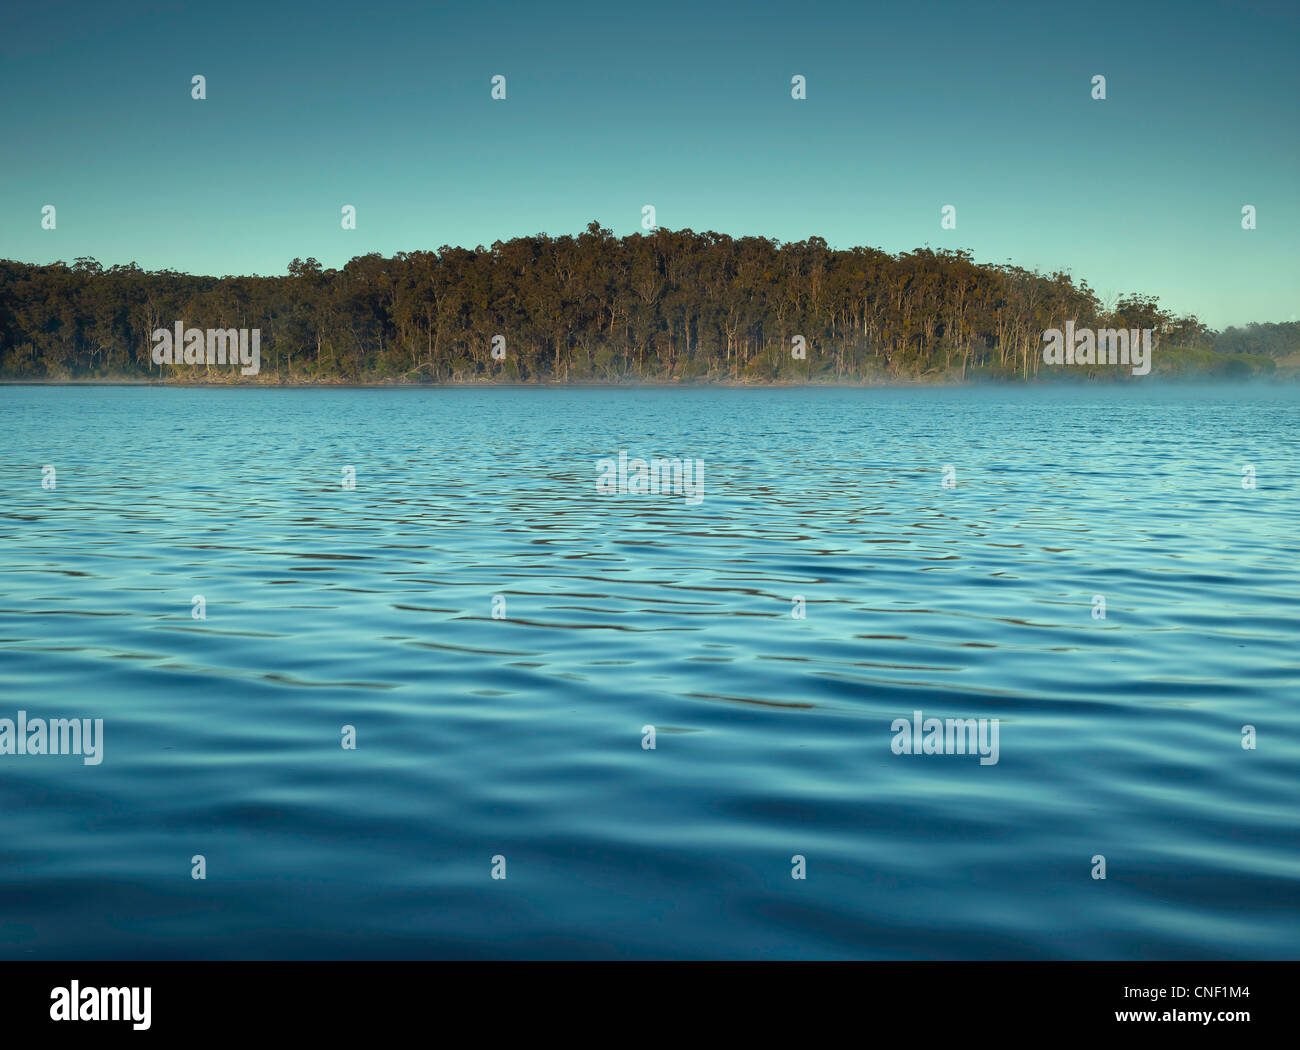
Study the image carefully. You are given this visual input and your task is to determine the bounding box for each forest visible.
[0,222,1292,383]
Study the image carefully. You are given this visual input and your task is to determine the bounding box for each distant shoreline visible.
[0,376,951,389]
[1,372,1290,389]
[5,234,1295,388]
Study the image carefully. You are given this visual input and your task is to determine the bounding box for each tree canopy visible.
[0,222,1288,383]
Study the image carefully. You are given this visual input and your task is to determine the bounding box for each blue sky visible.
[1,0,1296,328]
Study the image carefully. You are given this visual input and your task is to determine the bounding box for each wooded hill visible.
[1,222,1291,383]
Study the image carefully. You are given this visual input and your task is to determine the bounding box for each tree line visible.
[1,221,1291,383]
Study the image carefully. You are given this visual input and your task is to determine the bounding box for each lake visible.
[1,383,1297,958]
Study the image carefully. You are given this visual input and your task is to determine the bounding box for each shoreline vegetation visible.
[2,222,1294,385]
[0,366,1288,388]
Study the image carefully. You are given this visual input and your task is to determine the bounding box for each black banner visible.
[0,961,1287,1038]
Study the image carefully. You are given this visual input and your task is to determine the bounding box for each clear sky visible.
[1,0,1296,329]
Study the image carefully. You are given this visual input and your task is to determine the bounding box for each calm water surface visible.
[1,384,1297,958]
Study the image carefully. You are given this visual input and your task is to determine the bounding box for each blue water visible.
[1,384,1297,959]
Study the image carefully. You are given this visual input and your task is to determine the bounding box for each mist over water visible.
[1,384,1297,959]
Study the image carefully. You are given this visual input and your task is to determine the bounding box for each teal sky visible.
[1,0,1296,328]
